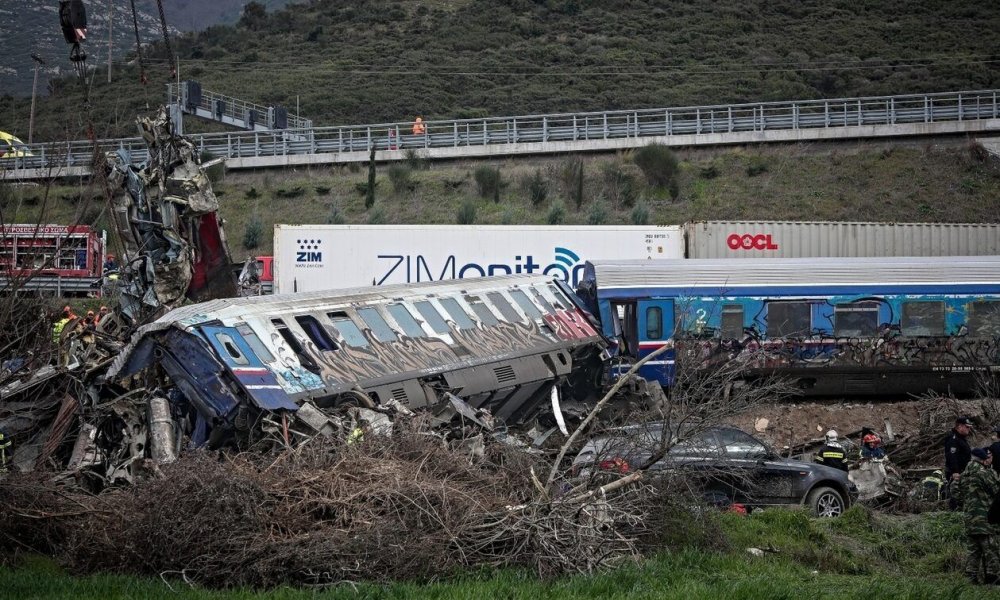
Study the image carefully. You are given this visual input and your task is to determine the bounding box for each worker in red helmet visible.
[860,433,886,460]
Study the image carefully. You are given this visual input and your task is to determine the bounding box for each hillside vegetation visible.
[4,141,999,261]
[5,0,1000,142]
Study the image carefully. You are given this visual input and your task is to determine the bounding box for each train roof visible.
[584,256,1000,293]
[108,274,559,378]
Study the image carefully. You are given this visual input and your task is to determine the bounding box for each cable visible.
[129,0,148,84]
[154,0,176,77]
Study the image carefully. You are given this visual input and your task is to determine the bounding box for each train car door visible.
[201,325,298,411]
[637,298,675,386]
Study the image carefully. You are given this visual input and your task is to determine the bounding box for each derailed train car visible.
[108,274,625,449]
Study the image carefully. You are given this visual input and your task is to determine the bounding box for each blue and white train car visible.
[578,256,1000,396]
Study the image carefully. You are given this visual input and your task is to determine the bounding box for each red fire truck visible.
[0,224,106,296]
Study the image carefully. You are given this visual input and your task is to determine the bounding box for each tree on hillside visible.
[238,2,268,31]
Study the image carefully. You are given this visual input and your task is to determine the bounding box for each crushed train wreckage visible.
[1,108,664,485]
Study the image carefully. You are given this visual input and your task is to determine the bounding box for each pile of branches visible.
[0,419,663,588]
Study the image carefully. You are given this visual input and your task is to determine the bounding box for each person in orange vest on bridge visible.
[412,116,426,135]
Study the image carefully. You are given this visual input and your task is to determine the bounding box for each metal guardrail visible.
[4,89,999,176]
[167,83,312,132]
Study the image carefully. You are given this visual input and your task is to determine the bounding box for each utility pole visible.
[28,53,45,144]
[107,0,113,83]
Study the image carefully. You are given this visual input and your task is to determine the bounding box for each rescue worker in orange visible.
[412,116,426,135]
[96,305,109,324]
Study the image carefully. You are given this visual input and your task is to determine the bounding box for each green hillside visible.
[5,141,999,262]
[5,0,1000,142]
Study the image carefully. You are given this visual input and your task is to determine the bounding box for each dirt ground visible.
[726,398,995,466]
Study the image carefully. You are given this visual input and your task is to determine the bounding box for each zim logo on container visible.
[296,239,322,262]
[727,233,779,251]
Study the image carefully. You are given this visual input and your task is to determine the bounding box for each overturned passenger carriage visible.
[109,275,611,446]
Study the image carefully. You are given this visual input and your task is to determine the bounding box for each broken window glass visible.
[440,298,475,329]
[272,318,320,373]
[901,302,945,337]
[237,324,275,362]
[414,301,450,334]
[295,315,338,351]
[387,303,426,337]
[358,307,398,342]
[530,287,555,314]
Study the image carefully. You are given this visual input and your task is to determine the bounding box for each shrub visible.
[367,206,387,224]
[246,187,260,199]
[602,160,641,208]
[456,199,477,224]
[404,149,427,170]
[314,186,331,195]
[499,205,515,224]
[546,200,566,224]
[746,158,769,177]
[634,143,679,188]
[587,199,608,225]
[630,200,650,225]
[274,186,305,198]
[354,181,379,196]
[387,165,413,193]
[700,164,719,179]
[474,166,502,199]
[242,216,263,250]
[327,203,345,224]
[524,169,549,207]
[559,157,584,195]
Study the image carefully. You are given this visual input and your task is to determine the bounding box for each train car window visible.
[214,333,250,365]
[295,315,339,351]
[358,307,398,342]
[236,324,275,362]
[509,289,543,320]
[271,319,320,373]
[487,292,521,322]
[834,302,879,337]
[901,302,945,336]
[721,305,744,339]
[467,298,499,326]
[646,306,663,339]
[326,312,369,347]
[530,288,556,313]
[968,301,1000,337]
[387,303,426,338]
[547,284,571,310]
[440,298,475,329]
[766,302,811,337]
[414,301,451,334]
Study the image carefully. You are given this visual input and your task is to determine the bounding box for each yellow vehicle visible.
[0,131,33,158]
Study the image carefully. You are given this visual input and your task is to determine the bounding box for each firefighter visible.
[860,433,886,460]
[946,416,975,510]
[814,429,848,472]
[956,448,1000,584]
[96,305,109,324]
[52,306,73,343]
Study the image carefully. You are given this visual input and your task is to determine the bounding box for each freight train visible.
[577,256,1000,397]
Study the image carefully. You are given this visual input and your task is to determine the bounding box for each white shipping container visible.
[274,225,685,293]
[685,221,1000,259]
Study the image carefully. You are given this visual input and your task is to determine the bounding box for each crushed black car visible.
[573,424,859,517]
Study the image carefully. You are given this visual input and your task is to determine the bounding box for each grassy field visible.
[3,141,998,262]
[2,507,996,599]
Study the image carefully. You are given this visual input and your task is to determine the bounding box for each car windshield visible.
[715,428,771,459]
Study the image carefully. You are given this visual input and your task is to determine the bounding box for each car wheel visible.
[807,486,845,518]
